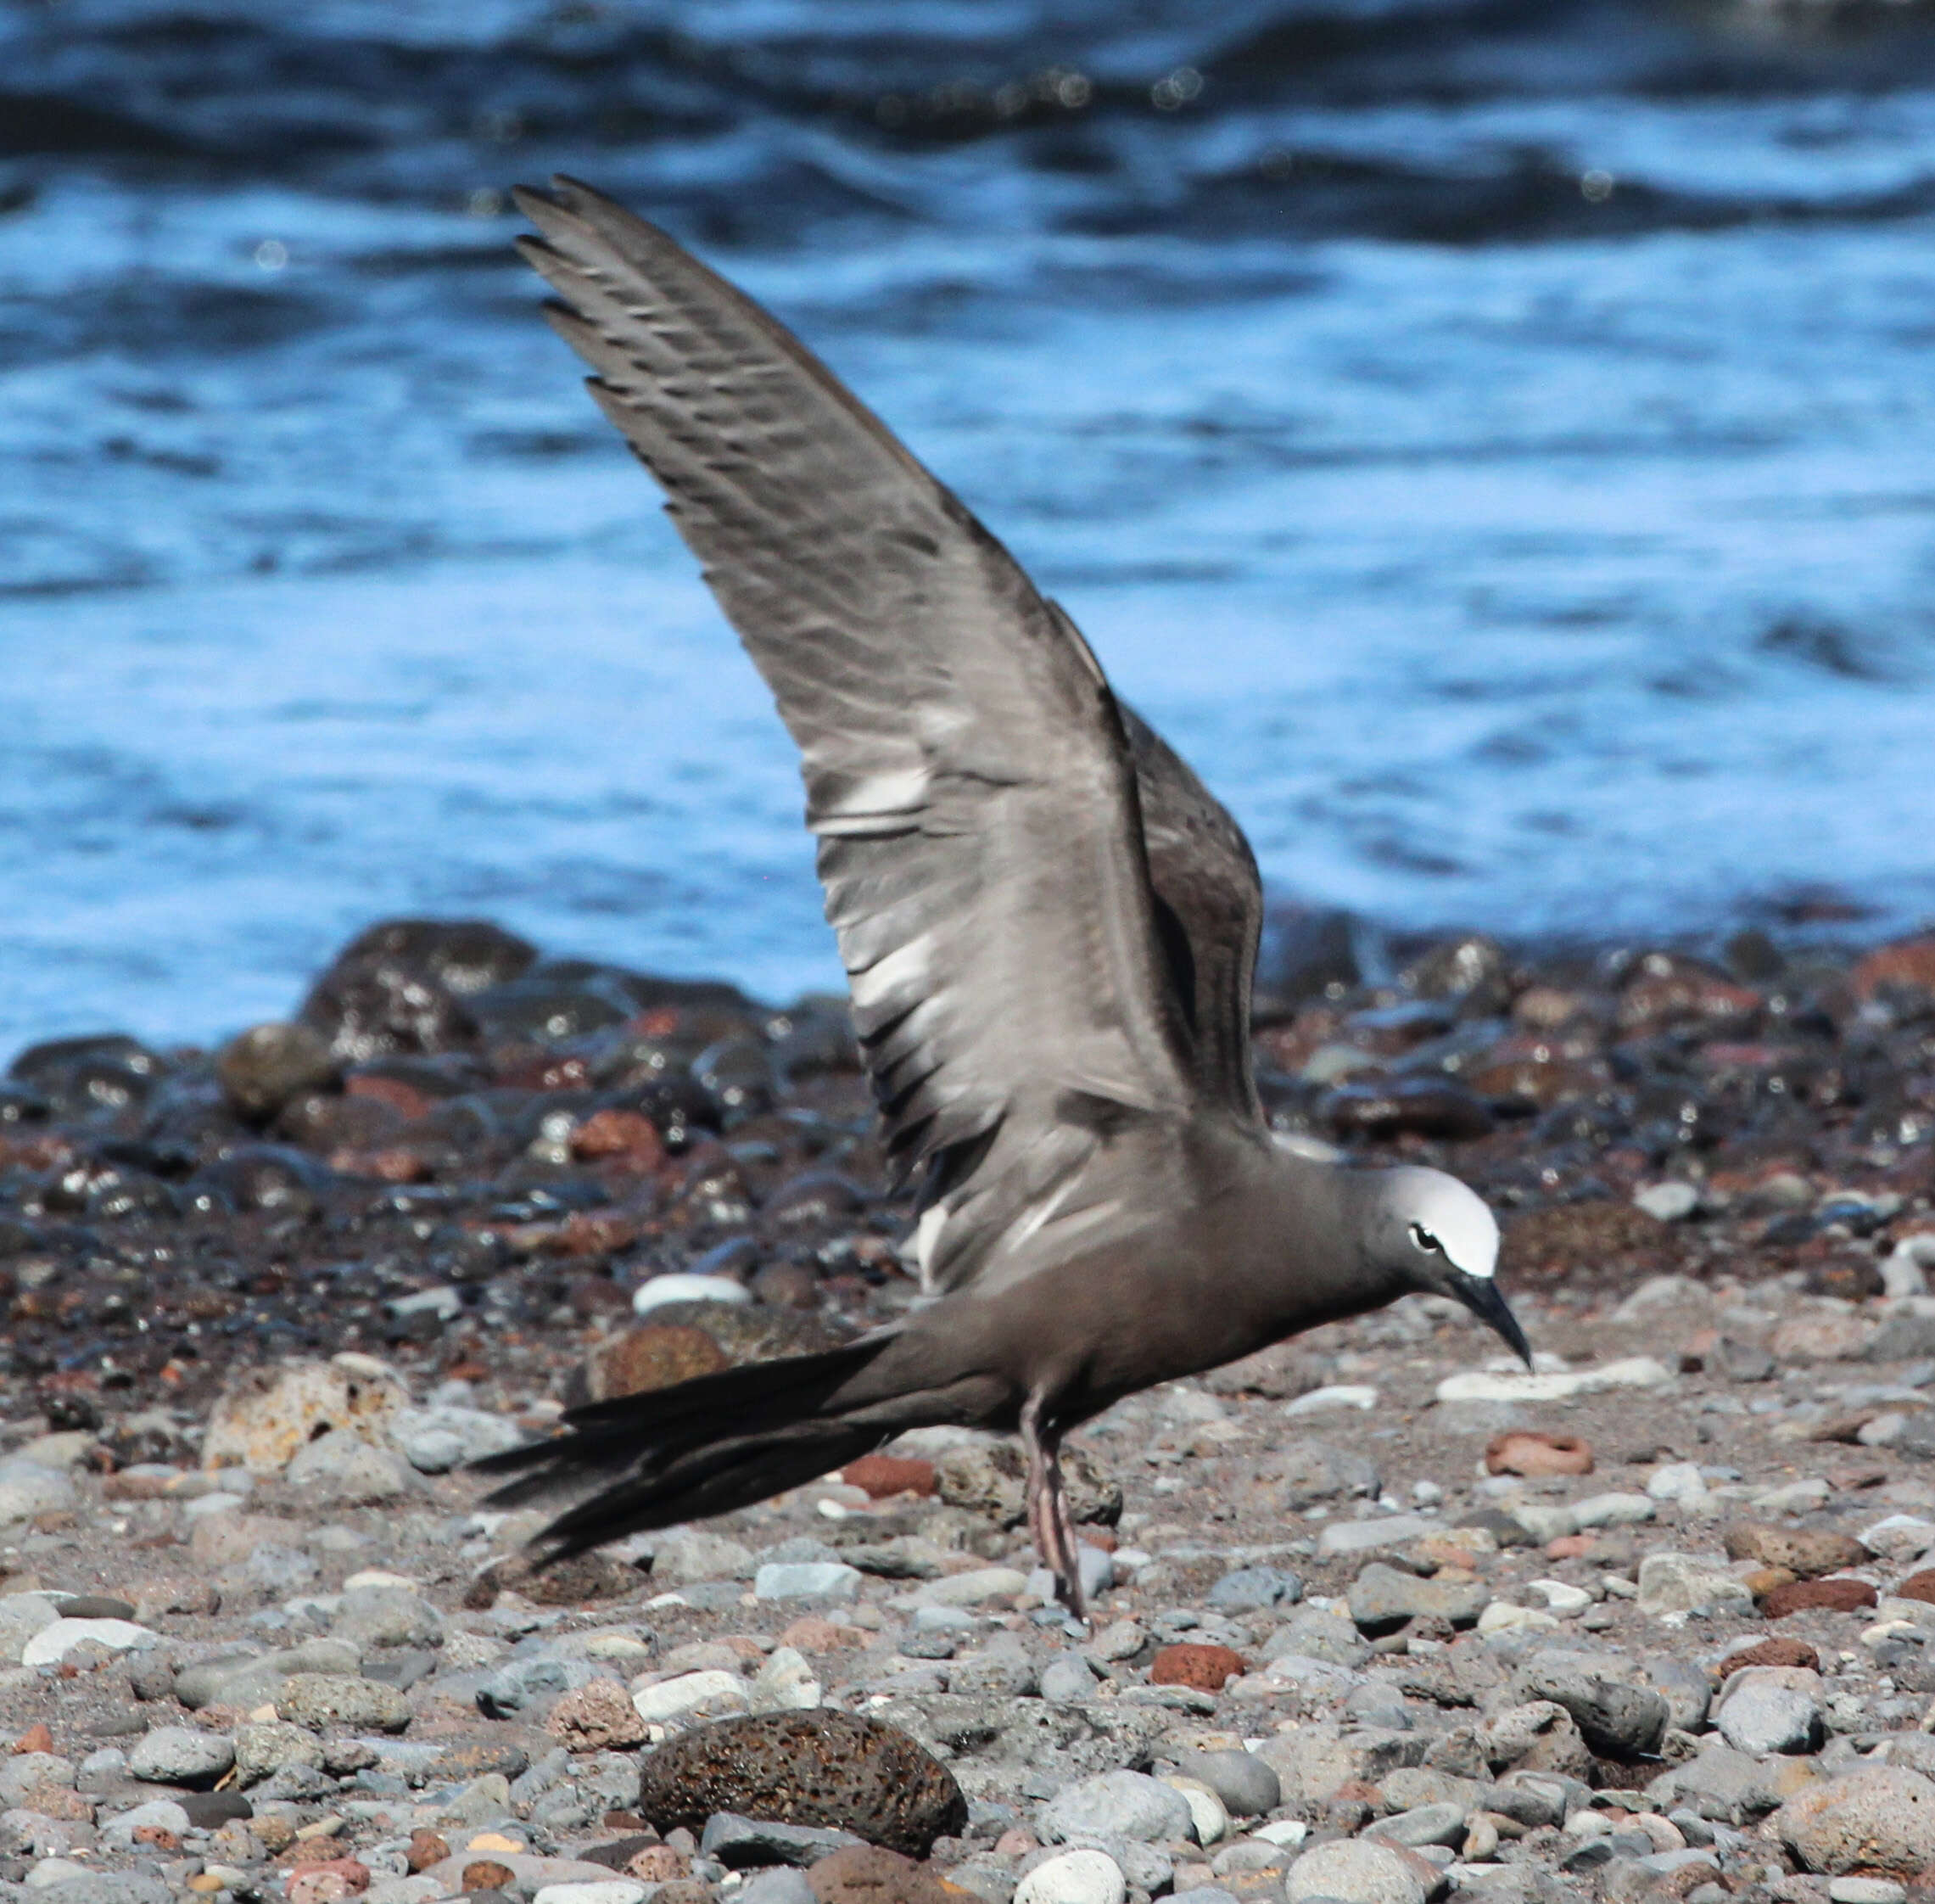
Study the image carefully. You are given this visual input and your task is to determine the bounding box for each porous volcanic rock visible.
[637,1711,967,1858]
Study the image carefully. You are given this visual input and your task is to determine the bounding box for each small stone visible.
[587,1325,730,1403]
[548,1681,649,1751]
[1039,1771,1195,1846]
[0,1465,79,1524]
[1039,1655,1099,1706]
[1364,1800,1468,1848]
[203,1357,407,1474]
[1149,1644,1246,1693]
[233,1722,326,1785]
[1763,1577,1877,1618]
[632,1274,752,1315]
[651,1531,756,1585]
[1485,1431,1593,1477]
[1776,1765,1935,1874]
[1345,1562,1487,1634]
[935,1441,1121,1531]
[1636,1553,1756,1618]
[285,1431,413,1506]
[275,1673,411,1733]
[1827,1879,1908,1904]
[1205,1566,1301,1612]
[1635,1182,1699,1222]
[531,1887,646,1904]
[1011,1849,1124,1904]
[478,1655,599,1719]
[701,1811,861,1868]
[1177,1751,1279,1819]
[805,1843,953,1904]
[406,1832,450,1873]
[1720,1637,1821,1677]
[632,1670,751,1724]
[1283,1837,1434,1904]
[1717,1673,1824,1756]
[1896,1571,1935,1604]
[126,1728,236,1789]
[216,1023,337,1120]
[839,1456,936,1500]
[20,1618,158,1667]
[1316,1514,1440,1556]
[1725,1523,1871,1580]
[749,1647,823,1714]
[1512,1649,1669,1758]
[753,1564,861,1605]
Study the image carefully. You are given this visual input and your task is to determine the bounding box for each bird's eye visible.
[1410,1224,1442,1254]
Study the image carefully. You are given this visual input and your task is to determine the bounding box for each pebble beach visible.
[3,914,1935,1904]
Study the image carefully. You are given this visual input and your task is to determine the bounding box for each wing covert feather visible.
[515,178,1205,1283]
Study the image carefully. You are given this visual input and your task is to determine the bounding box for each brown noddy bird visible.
[476,177,1534,1618]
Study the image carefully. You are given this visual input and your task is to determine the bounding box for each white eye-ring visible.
[1410,1223,1443,1255]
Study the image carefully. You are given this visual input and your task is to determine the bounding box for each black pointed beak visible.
[1450,1273,1533,1369]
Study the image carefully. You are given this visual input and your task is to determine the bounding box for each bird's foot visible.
[1021,1388,1086,1622]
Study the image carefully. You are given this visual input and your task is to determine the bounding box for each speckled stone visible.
[637,1711,965,1858]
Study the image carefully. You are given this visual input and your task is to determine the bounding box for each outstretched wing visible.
[516,177,1200,1246]
[1118,701,1263,1123]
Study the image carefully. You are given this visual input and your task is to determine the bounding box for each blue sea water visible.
[4,0,1935,1054]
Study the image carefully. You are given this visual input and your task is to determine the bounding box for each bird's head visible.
[1362,1165,1530,1368]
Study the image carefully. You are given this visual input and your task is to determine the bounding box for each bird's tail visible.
[470,1335,898,1564]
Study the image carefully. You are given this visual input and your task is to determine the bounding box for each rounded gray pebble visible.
[126,1727,235,1789]
[1177,1750,1279,1819]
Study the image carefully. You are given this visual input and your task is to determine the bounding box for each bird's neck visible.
[1255,1147,1407,1333]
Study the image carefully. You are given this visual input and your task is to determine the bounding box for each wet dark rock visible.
[470,971,637,1044]
[1322,1075,1495,1141]
[216,1022,338,1121]
[191,1143,333,1217]
[694,1038,776,1120]
[1407,934,1515,1016]
[300,918,531,1062]
[9,1034,168,1123]
[1255,904,1376,1013]
[638,1711,966,1859]
[1616,952,1762,1036]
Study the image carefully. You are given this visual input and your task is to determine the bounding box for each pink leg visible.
[1021,1391,1086,1621]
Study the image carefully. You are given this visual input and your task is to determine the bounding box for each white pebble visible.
[1014,1850,1126,1904]
[632,1274,751,1315]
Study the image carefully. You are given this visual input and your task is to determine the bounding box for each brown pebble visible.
[586,1324,730,1406]
[548,1679,650,1751]
[1149,1643,1247,1692]
[778,1616,864,1653]
[806,1843,954,1904]
[1898,1571,1935,1605]
[10,1724,53,1756]
[461,1863,516,1893]
[406,1832,450,1873]
[1485,1431,1594,1478]
[625,1847,689,1883]
[1719,1638,1821,1678]
[1546,1535,1596,1560]
[571,1107,665,1172]
[841,1454,938,1500]
[1724,1521,1871,1578]
[1761,1576,1877,1618]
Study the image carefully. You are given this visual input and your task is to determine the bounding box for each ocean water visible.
[5,0,1935,1054]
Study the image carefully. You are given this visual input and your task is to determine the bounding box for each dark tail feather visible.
[528,1420,887,1564]
[470,1335,898,1556]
